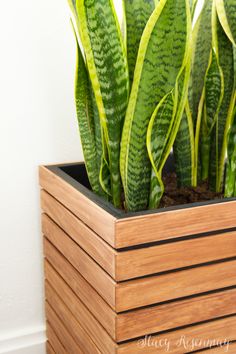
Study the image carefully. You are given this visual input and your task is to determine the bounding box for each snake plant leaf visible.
[209,15,234,192]
[200,49,224,180]
[216,0,236,46]
[124,0,155,84]
[190,0,198,18]
[147,92,176,208]
[225,107,236,197]
[174,101,195,187]
[120,0,191,211]
[76,0,129,208]
[189,0,213,128]
[73,25,101,195]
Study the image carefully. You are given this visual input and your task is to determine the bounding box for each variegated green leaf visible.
[73,24,101,195]
[120,0,191,211]
[200,49,224,180]
[189,0,213,127]
[216,0,236,46]
[209,15,234,192]
[76,0,129,208]
[174,101,195,186]
[190,0,198,18]
[147,92,176,208]
[225,107,236,197]
[124,0,155,84]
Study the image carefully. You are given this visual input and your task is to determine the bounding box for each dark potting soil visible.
[160,173,223,208]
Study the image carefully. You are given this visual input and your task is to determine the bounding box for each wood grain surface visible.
[39,166,116,245]
[46,304,84,354]
[115,201,236,247]
[44,247,116,339]
[118,316,236,353]
[45,280,117,353]
[41,189,116,277]
[42,214,116,309]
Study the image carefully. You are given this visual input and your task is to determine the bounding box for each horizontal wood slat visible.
[41,189,116,277]
[116,289,236,341]
[46,304,84,354]
[44,247,116,339]
[41,189,236,282]
[39,165,116,246]
[42,214,116,309]
[46,342,55,354]
[115,201,236,247]
[116,231,236,281]
[116,259,236,311]
[46,281,116,354]
[46,297,100,354]
[193,342,236,353]
[118,316,236,353]
[45,253,236,343]
[46,324,67,354]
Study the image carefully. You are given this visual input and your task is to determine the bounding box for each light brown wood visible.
[117,316,236,353]
[46,324,67,354]
[41,189,116,277]
[115,201,236,247]
[116,259,236,311]
[192,342,236,353]
[41,189,236,282]
[45,287,103,354]
[46,341,56,354]
[45,279,117,353]
[116,289,236,341]
[44,244,116,339]
[116,231,236,280]
[46,304,84,354]
[39,165,116,246]
[44,251,236,343]
[42,214,116,309]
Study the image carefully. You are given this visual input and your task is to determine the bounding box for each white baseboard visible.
[0,326,46,354]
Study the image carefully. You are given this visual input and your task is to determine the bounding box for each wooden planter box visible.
[39,162,236,354]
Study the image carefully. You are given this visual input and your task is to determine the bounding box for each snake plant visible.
[67,0,236,211]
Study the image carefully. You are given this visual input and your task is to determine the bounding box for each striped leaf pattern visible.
[209,15,234,192]
[189,0,213,128]
[76,0,129,208]
[201,49,224,180]
[225,107,236,197]
[73,27,101,195]
[216,0,236,46]
[124,0,155,84]
[120,0,190,211]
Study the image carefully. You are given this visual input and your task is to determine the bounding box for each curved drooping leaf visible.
[120,0,191,211]
[209,16,234,192]
[72,25,101,195]
[225,107,236,197]
[201,49,224,180]
[124,0,155,84]
[216,0,236,46]
[76,0,129,208]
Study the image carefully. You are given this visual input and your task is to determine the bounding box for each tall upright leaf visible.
[72,25,102,195]
[124,0,155,84]
[120,0,191,211]
[225,107,236,197]
[76,0,129,208]
[216,0,236,46]
[209,14,234,192]
[189,0,213,127]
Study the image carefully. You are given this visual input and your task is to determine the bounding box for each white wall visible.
[0,0,203,353]
[0,0,83,353]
